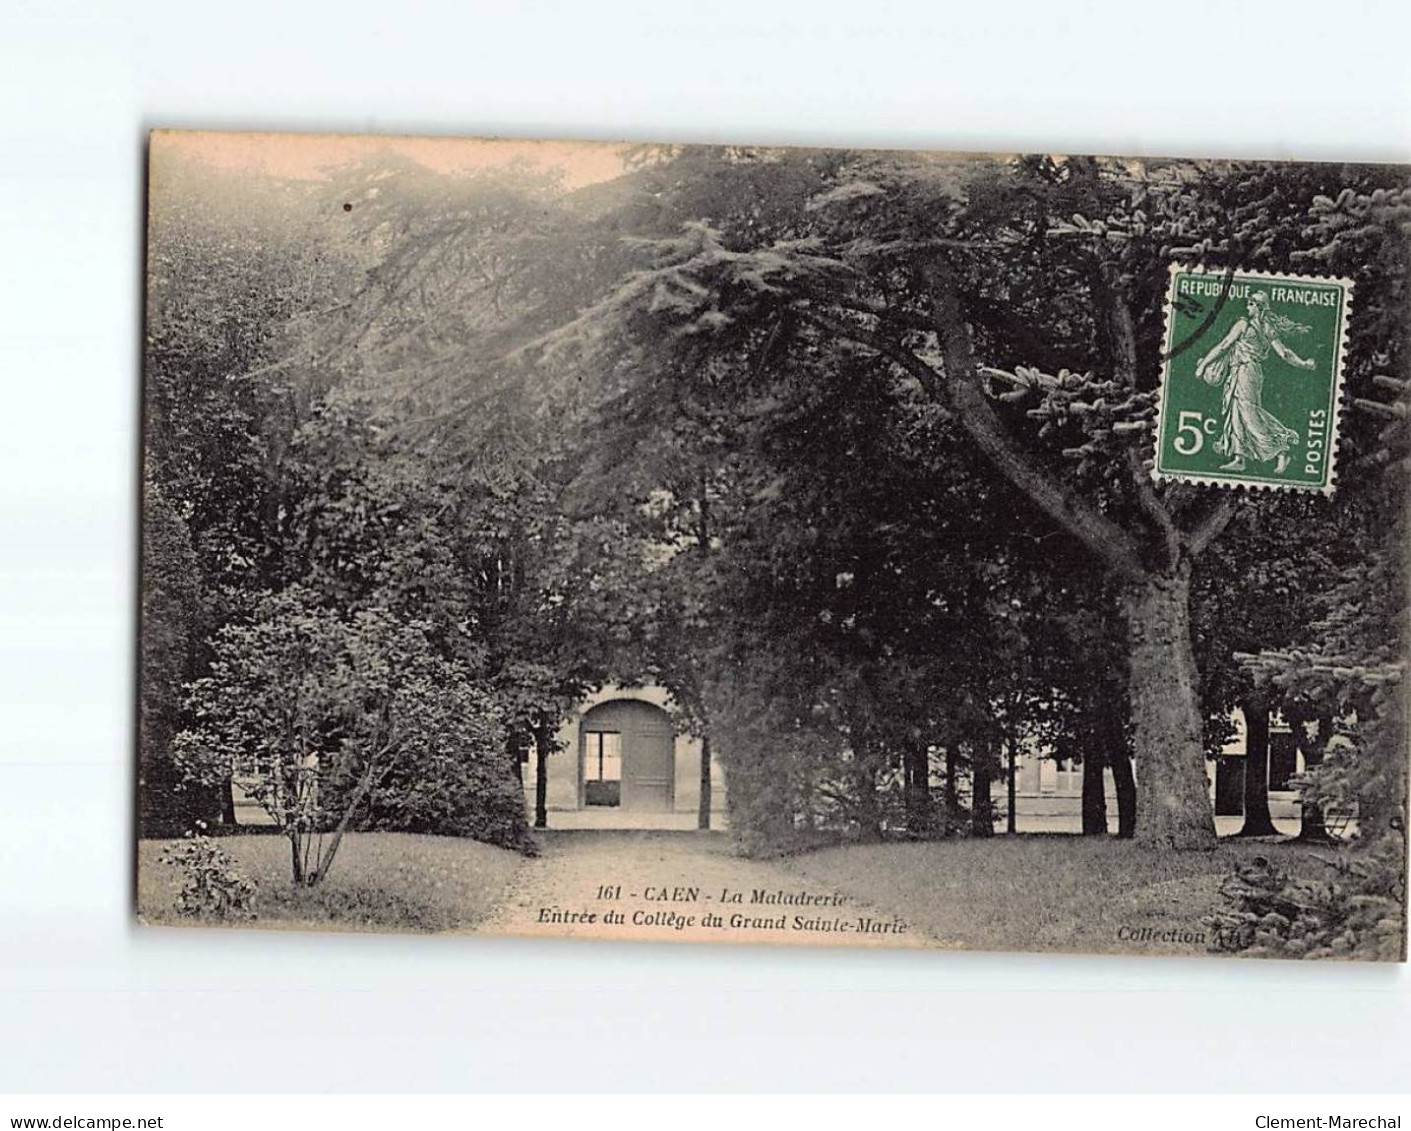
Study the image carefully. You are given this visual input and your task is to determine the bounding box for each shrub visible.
[1204,839,1405,961]
[174,592,533,885]
[160,828,258,921]
[340,681,535,853]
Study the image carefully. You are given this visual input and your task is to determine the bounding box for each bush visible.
[344,682,535,853]
[160,828,258,921]
[1204,837,1405,961]
[174,593,534,884]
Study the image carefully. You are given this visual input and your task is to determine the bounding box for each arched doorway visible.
[580,699,675,812]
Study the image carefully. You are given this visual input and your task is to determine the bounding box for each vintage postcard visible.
[138,131,1410,961]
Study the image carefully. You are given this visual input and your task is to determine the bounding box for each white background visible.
[1,0,1409,1095]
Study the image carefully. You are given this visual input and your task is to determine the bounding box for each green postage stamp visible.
[1153,265,1353,493]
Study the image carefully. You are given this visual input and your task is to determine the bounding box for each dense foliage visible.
[173,593,530,883]
[1206,184,1411,960]
[1205,846,1404,961]
[142,143,1407,905]
[524,150,1407,852]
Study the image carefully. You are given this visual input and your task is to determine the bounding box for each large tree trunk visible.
[845,263,1234,851]
[851,732,884,842]
[697,733,712,831]
[533,730,550,830]
[1294,711,1337,844]
[1234,700,1279,837]
[1081,749,1108,835]
[854,768,883,841]
[1122,568,1218,850]
[1005,735,1017,835]
[971,736,995,838]
[903,740,934,838]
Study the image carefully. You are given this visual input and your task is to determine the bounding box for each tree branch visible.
[1099,265,1180,571]
[310,738,401,885]
[922,261,1150,584]
[1183,494,1240,558]
[1099,262,1141,390]
[1125,448,1181,571]
[811,290,937,336]
[791,305,952,415]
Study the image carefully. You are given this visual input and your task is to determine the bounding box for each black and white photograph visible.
[136,130,1409,961]
[5,0,1411,1112]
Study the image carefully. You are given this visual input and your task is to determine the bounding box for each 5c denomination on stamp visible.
[1153,265,1352,494]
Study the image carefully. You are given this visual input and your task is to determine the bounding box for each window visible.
[584,731,622,806]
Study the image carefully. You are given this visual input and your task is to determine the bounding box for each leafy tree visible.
[141,153,359,831]
[294,160,660,825]
[598,337,1055,846]
[174,591,527,885]
[1035,592,1138,837]
[530,150,1408,849]
[144,153,352,609]
[1239,400,1408,849]
[145,151,645,847]
[139,472,216,834]
[1219,182,1411,957]
[1191,496,1368,837]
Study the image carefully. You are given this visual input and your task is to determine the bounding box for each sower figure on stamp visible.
[1194,290,1316,473]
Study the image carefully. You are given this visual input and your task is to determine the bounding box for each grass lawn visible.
[137,832,527,934]
[783,835,1331,959]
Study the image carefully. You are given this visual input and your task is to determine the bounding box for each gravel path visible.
[474,830,926,948]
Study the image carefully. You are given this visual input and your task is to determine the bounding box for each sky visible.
[151,129,636,190]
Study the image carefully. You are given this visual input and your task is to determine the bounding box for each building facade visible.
[233,691,1306,833]
[523,693,1307,833]
[524,684,728,828]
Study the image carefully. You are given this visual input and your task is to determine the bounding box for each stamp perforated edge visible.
[1149,262,1355,497]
